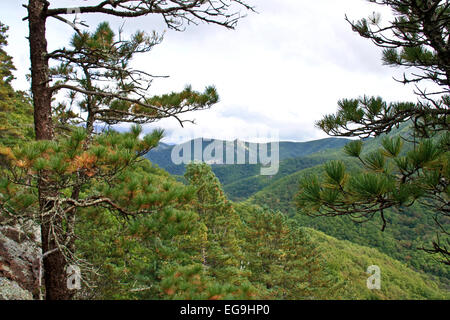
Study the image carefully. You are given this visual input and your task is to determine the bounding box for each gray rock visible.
[0,277,33,300]
[0,222,41,300]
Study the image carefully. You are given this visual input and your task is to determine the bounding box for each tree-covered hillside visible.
[305,228,448,300]
[144,121,449,288]
[224,155,334,201]
[0,23,34,147]
[248,127,449,284]
[75,163,449,300]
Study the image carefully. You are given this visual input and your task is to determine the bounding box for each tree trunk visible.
[28,0,73,300]
[28,0,53,141]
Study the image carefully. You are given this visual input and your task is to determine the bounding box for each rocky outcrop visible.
[0,222,41,300]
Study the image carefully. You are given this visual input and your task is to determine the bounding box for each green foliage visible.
[1,126,166,208]
[248,130,449,281]
[74,162,332,300]
[236,204,329,299]
[0,22,15,85]
[145,85,219,111]
[159,264,253,300]
[303,119,449,266]
[324,160,347,187]
[316,96,418,138]
[75,163,211,299]
[349,173,394,199]
[184,163,250,289]
[0,22,34,146]
[307,0,450,266]
[52,22,219,131]
[344,140,363,157]
[381,137,403,158]
[306,228,448,300]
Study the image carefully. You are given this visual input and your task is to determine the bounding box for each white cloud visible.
[1,0,418,144]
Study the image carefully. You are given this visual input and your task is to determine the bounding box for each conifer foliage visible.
[0,23,34,146]
[72,163,328,300]
[297,0,449,265]
[50,22,219,133]
[185,163,249,290]
[0,0,255,300]
[180,163,328,299]
[237,204,328,299]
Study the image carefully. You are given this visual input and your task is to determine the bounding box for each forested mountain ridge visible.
[145,137,351,176]
[1,104,448,299]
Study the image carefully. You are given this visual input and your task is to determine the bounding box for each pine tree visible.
[74,161,209,299]
[50,22,220,135]
[184,163,253,297]
[8,0,255,299]
[236,204,328,299]
[184,163,328,299]
[0,23,14,86]
[297,0,449,265]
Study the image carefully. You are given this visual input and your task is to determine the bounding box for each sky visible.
[1,0,418,144]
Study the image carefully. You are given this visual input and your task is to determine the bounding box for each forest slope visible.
[249,125,449,283]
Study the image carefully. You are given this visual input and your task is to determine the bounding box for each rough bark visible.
[28,0,73,300]
[28,0,53,141]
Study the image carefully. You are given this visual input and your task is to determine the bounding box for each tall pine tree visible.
[3,0,254,300]
[184,163,253,296]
